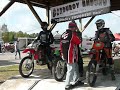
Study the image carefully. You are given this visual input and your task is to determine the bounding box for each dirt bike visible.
[5,43,15,53]
[86,41,116,87]
[19,41,55,78]
[52,49,83,81]
[52,49,67,81]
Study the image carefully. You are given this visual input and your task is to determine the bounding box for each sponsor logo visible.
[52,2,79,18]
[62,33,69,39]
[82,0,107,7]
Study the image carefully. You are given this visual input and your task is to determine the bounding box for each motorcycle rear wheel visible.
[19,56,34,78]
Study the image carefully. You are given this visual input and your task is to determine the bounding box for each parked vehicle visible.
[19,41,55,78]
[86,41,116,87]
[4,42,15,53]
[112,44,120,57]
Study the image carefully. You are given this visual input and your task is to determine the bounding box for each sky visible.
[0,0,120,38]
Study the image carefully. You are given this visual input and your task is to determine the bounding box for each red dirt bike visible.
[86,41,115,87]
[19,41,55,78]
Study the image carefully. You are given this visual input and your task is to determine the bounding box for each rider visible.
[94,19,115,75]
[60,22,84,90]
[35,22,54,65]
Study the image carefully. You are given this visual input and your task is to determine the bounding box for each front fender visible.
[22,48,35,54]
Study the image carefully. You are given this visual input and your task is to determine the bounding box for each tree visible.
[2,32,9,42]
[16,31,24,37]
[2,31,37,42]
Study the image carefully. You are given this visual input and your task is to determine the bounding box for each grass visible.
[82,57,120,74]
[0,57,90,83]
[0,65,47,83]
[0,65,19,82]
[0,57,119,83]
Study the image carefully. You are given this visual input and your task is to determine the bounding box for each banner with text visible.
[50,0,110,23]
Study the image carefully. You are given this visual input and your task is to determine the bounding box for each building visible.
[51,31,61,50]
[18,37,35,50]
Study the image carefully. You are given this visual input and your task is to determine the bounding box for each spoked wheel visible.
[52,57,67,81]
[86,60,97,87]
[19,56,34,78]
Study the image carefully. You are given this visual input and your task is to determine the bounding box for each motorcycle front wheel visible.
[86,60,97,87]
[52,56,67,81]
[19,56,34,78]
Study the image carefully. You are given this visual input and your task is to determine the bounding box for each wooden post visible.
[0,0,15,16]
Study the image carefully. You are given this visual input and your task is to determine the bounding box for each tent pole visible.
[24,0,43,26]
[82,16,95,32]
[0,0,15,16]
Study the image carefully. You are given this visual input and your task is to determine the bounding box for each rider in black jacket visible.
[35,22,54,64]
[36,22,54,46]
[94,19,115,79]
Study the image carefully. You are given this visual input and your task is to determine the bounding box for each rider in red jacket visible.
[60,22,84,90]
[60,24,81,64]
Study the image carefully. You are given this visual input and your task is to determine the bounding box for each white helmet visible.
[95,19,105,30]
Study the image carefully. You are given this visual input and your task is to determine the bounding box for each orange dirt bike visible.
[86,41,116,87]
[19,41,55,78]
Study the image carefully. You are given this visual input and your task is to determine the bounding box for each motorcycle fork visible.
[95,51,104,75]
[30,54,34,64]
[95,64,99,75]
[24,54,34,68]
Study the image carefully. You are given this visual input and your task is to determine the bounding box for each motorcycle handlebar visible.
[30,40,41,48]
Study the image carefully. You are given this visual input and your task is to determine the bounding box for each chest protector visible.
[41,34,47,43]
[40,31,50,43]
[98,28,110,42]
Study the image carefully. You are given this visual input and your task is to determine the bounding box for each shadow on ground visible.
[1,67,120,90]
[0,60,19,66]
[10,68,53,80]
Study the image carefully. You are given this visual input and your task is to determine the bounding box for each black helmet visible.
[95,19,105,30]
[41,22,48,26]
